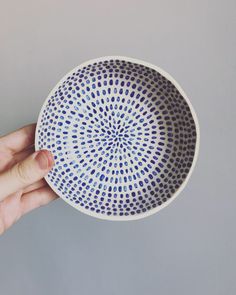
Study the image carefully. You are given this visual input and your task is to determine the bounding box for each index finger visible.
[0,123,36,154]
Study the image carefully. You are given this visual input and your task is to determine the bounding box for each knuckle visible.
[15,162,31,184]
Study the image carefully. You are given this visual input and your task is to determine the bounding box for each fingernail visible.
[35,150,54,170]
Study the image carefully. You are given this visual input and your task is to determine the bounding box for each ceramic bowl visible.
[35,56,200,220]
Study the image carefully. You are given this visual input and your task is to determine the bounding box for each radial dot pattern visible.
[36,58,197,219]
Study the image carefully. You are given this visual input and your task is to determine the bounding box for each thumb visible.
[0,150,54,201]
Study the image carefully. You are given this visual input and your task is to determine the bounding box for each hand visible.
[0,123,58,235]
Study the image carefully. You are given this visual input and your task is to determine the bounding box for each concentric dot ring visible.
[35,56,200,221]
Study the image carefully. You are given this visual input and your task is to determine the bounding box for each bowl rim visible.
[35,56,200,221]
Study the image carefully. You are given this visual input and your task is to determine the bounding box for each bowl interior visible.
[36,57,198,220]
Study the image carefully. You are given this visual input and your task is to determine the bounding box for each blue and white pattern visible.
[35,57,199,220]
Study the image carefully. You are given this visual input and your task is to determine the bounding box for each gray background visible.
[0,0,235,294]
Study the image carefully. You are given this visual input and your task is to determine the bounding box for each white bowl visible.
[35,56,200,221]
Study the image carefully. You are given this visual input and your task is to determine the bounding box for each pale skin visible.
[0,123,58,235]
